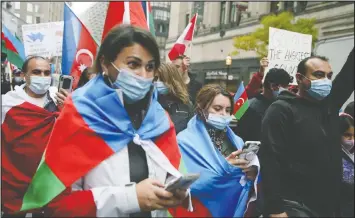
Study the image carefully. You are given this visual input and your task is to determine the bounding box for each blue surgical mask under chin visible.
[306,78,332,100]
[154,81,169,95]
[273,87,288,98]
[111,62,153,103]
[206,113,233,130]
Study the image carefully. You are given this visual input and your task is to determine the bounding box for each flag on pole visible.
[1,25,26,68]
[102,1,154,41]
[168,13,197,61]
[61,3,98,89]
[233,82,249,120]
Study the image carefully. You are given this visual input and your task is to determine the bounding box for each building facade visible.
[79,2,171,61]
[166,1,354,92]
[2,2,28,39]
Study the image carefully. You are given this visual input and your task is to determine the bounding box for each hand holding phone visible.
[239,141,260,161]
[165,173,200,193]
[58,75,73,93]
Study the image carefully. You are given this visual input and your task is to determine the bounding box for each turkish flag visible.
[62,3,98,90]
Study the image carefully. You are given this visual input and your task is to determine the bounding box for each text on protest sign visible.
[22,22,64,58]
[267,27,312,85]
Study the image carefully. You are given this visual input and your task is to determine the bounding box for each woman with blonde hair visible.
[155,63,194,134]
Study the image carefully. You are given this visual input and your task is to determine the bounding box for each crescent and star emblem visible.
[75,49,94,72]
[236,98,245,106]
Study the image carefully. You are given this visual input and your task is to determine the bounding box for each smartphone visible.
[239,141,261,161]
[165,173,200,193]
[58,75,73,93]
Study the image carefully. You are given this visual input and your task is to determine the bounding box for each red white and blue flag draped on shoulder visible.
[61,3,98,90]
[169,115,260,217]
[1,84,59,214]
[102,1,155,41]
[18,75,189,216]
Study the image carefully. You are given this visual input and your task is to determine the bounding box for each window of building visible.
[270,1,280,13]
[185,14,190,27]
[14,2,20,10]
[35,5,39,13]
[220,1,226,25]
[15,13,20,18]
[153,10,169,21]
[293,2,307,13]
[192,2,204,27]
[229,2,237,23]
[36,16,40,23]
[26,15,32,23]
[27,3,33,12]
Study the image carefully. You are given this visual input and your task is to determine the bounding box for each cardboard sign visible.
[267,27,312,85]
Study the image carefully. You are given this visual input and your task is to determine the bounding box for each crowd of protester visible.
[1,25,354,218]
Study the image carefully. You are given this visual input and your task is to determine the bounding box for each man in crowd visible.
[1,56,68,217]
[235,67,292,142]
[259,48,354,217]
[172,55,202,104]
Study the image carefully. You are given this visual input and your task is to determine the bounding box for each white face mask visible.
[28,76,51,95]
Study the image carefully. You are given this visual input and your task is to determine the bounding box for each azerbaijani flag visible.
[2,85,59,213]
[170,116,260,217]
[1,25,26,68]
[19,75,185,216]
[233,81,249,120]
[101,1,155,41]
[61,3,98,89]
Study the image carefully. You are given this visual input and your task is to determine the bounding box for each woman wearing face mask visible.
[155,63,194,134]
[22,25,191,217]
[339,113,354,217]
[173,84,260,217]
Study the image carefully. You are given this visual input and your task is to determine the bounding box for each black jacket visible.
[233,94,273,142]
[158,94,194,134]
[259,48,354,217]
[187,72,203,105]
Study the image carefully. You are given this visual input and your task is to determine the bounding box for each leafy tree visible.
[232,11,319,57]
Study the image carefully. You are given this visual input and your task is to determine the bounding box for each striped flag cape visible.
[1,25,26,68]
[19,74,184,214]
[171,116,259,217]
[102,1,155,41]
[233,81,249,120]
[1,85,59,213]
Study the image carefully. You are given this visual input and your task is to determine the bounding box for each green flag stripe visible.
[234,100,249,120]
[178,158,188,174]
[21,161,65,211]
[149,13,155,36]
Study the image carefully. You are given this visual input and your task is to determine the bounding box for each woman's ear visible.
[100,56,109,74]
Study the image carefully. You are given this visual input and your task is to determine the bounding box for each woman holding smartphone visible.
[22,25,191,217]
[173,84,260,217]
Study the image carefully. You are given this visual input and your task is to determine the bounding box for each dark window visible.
[220,1,226,25]
[294,2,307,13]
[192,2,204,27]
[36,16,40,23]
[270,1,280,13]
[284,1,294,12]
[185,14,190,26]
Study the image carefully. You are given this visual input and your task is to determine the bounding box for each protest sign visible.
[267,27,312,85]
[22,22,63,58]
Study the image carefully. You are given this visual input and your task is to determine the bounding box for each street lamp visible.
[226,55,232,89]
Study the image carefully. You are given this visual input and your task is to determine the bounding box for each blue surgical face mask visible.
[154,81,169,95]
[306,77,332,100]
[29,76,51,95]
[111,62,153,103]
[206,113,233,130]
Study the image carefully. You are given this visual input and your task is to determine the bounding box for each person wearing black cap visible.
[234,68,292,142]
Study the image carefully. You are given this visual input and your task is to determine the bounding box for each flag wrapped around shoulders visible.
[1,85,59,213]
[19,74,183,212]
[173,116,259,217]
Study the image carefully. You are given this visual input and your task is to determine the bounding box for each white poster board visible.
[267,27,312,85]
[22,22,64,58]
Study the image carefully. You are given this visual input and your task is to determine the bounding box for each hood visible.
[277,90,299,101]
